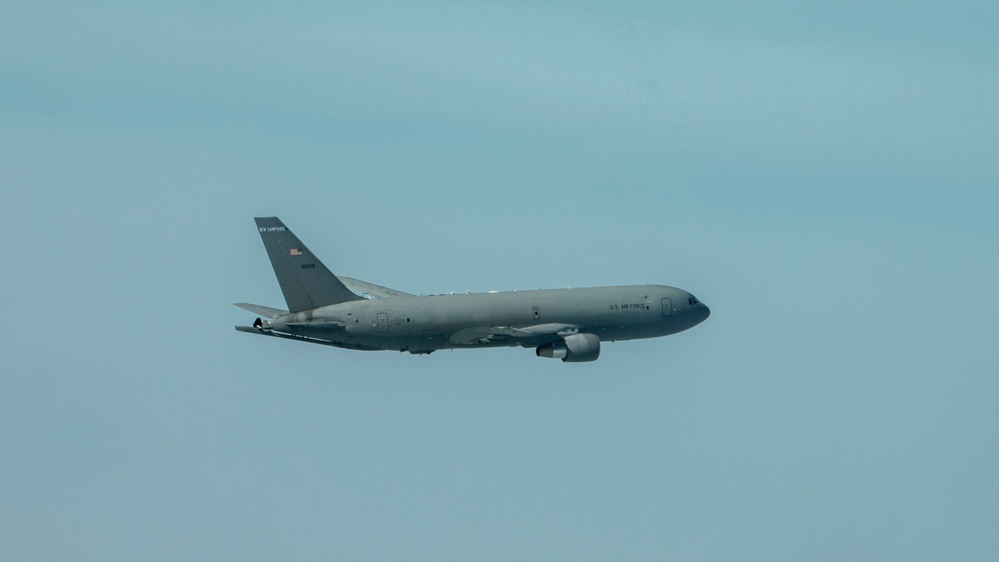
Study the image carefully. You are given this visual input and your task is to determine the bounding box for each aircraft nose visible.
[693,302,710,325]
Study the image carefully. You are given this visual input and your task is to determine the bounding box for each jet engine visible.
[536,333,601,362]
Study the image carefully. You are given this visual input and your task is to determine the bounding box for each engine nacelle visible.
[536,341,568,360]
[536,333,601,362]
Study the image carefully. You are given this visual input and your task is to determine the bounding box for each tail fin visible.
[254,217,362,312]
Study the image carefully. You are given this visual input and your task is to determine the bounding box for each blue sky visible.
[2,2,997,560]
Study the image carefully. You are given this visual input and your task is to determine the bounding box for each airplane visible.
[235,217,710,362]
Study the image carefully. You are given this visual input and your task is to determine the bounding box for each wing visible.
[339,276,415,298]
[449,323,580,346]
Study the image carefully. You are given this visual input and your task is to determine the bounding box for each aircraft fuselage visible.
[264,284,709,353]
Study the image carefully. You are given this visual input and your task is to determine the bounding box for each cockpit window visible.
[688,297,699,305]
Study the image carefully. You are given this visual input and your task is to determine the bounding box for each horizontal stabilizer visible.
[339,276,414,298]
[234,303,288,318]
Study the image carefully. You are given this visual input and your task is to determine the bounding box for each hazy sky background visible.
[2,1,997,560]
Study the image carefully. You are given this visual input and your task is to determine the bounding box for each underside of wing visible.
[449,323,580,346]
[285,320,346,330]
[339,276,415,298]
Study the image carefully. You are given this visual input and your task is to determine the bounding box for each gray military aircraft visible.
[235,217,709,362]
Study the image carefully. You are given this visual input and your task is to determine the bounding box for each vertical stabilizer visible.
[254,217,362,312]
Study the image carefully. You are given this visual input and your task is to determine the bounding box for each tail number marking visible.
[301,263,315,269]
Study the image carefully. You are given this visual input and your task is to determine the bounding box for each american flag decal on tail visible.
[290,248,302,256]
